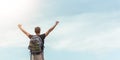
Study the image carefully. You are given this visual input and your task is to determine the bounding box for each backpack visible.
[28,35,44,54]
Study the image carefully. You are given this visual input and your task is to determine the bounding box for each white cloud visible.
[47,11,120,52]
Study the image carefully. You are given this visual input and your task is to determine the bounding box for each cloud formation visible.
[47,11,120,52]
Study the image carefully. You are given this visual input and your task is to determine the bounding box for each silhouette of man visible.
[18,21,59,60]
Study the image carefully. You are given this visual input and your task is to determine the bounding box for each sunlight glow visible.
[0,0,40,25]
[0,0,41,47]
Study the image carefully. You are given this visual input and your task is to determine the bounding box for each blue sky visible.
[0,0,120,60]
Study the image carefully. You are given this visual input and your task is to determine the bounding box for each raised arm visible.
[45,21,59,37]
[18,24,31,37]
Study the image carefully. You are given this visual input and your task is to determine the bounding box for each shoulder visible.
[40,33,46,36]
[40,33,46,40]
[28,35,33,39]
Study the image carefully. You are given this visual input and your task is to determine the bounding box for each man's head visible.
[35,27,41,34]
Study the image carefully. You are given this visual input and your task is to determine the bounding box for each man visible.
[18,21,59,60]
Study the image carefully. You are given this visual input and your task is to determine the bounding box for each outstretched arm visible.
[45,21,59,37]
[18,24,31,37]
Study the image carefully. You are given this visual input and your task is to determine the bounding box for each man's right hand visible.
[56,21,59,25]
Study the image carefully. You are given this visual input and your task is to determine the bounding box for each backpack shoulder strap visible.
[39,35,44,43]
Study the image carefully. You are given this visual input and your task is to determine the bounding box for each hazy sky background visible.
[0,0,120,60]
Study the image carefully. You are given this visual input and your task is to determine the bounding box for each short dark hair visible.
[35,27,41,33]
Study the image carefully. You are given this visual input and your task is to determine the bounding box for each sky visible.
[0,0,120,60]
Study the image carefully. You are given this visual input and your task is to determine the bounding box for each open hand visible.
[56,21,59,24]
[18,24,22,28]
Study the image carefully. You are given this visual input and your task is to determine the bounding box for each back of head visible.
[35,27,41,34]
